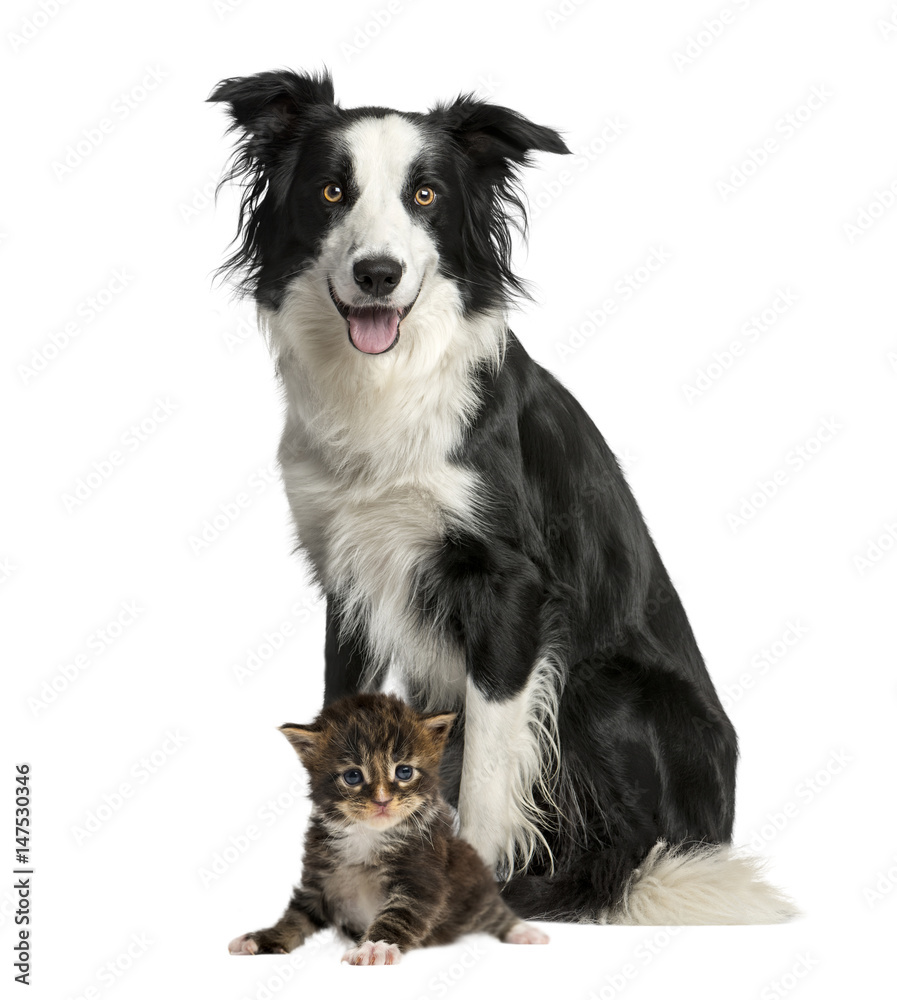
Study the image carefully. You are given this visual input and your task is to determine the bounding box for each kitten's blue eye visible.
[343,769,364,786]
[395,765,413,781]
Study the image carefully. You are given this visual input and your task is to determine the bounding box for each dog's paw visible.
[503,922,550,945]
[341,939,402,966]
[228,931,287,955]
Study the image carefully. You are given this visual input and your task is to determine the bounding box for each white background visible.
[3,0,896,998]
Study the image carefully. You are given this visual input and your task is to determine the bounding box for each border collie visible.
[210,70,794,924]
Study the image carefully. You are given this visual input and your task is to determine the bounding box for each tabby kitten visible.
[228,692,548,965]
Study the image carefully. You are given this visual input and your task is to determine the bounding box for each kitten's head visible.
[280,693,455,832]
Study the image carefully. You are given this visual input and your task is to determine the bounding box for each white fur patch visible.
[608,841,799,925]
[269,188,506,714]
[335,823,392,866]
[325,864,385,932]
[327,115,434,312]
[269,115,505,709]
[458,657,561,873]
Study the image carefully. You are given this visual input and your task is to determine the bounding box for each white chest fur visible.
[321,825,392,933]
[267,286,505,710]
[323,863,385,934]
[281,433,476,707]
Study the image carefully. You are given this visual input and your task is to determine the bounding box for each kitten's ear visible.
[421,712,456,749]
[279,724,319,759]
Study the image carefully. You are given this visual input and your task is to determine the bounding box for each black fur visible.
[211,69,738,923]
[420,336,738,918]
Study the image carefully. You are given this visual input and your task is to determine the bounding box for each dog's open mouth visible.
[328,282,419,355]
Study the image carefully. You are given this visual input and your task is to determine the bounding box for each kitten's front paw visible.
[228,931,287,955]
[503,922,549,945]
[341,940,402,966]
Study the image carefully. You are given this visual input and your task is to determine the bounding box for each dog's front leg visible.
[323,594,386,705]
[459,670,559,872]
[444,542,558,872]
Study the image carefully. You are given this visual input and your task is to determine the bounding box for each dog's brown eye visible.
[323,183,343,203]
[414,186,435,207]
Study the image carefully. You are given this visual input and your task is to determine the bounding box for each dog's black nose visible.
[353,256,403,298]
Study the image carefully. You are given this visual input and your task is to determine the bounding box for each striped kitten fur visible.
[228,693,549,965]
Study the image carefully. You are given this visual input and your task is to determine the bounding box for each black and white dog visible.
[210,71,793,924]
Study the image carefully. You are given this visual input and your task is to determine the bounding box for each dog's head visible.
[209,70,568,357]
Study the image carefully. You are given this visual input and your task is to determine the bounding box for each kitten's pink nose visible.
[373,797,393,808]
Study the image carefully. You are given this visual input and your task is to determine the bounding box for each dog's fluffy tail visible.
[501,840,798,925]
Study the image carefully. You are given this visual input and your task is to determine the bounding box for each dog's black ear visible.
[437,96,570,174]
[209,70,335,296]
[208,69,335,143]
[429,98,570,306]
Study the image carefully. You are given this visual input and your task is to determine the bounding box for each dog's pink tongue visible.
[348,309,400,354]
